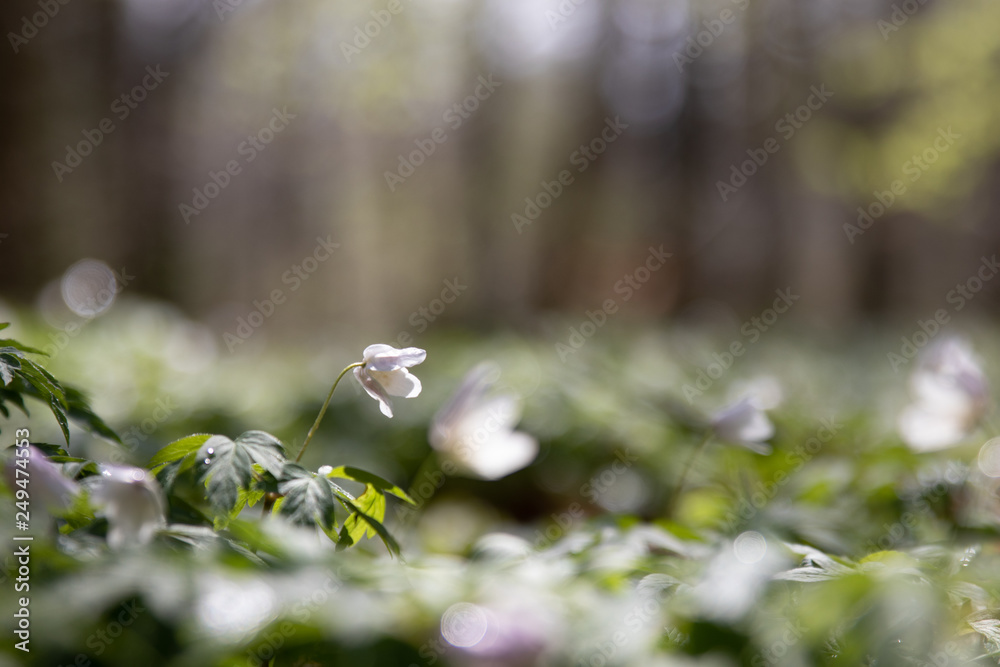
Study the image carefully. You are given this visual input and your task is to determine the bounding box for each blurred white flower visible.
[899,337,990,452]
[352,344,426,418]
[727,375,784,411]
[430,363,538,480]
[711,397,774,454]
[3,446,79,513]
[91,464,166,549]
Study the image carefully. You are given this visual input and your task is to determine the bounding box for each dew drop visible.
[204,458,212,465]
[207,447,215,455]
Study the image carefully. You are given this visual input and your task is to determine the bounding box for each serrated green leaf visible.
[198,435,249,513]
[275,463,337,531]
[150,434,214,469]
[233,430,286,478]
[325,465,416,505]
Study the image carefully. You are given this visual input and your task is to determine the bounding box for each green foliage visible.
[0,323,119,444]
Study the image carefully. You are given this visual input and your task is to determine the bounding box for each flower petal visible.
[711,398,774,445]
[354,367,394,418]
[462,431,539,480]
[364,345,427,371]
[899,405,967,452]
[369,368,422,398]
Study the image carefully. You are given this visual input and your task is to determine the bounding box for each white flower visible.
[90,464,166,549]
[352,344,426,418]
[3,446,79,513]
[727,375,784,411]
[711,397,775,454]
[899,337,989,452]
[430,363,538,480]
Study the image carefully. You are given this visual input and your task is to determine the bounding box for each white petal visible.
[364,344,427,371]
[711,398,774,445]
[462,431,538,480]
[899,405,967,452]
[459,394,522,433]
[369,368,422,398]
[432,363,497,431]
[92,465,166,549]
[354,367,394,418]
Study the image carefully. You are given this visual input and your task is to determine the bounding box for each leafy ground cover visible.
[1,300,999,666]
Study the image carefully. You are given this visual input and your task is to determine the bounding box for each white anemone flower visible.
[430,363,538,480]
[899,337,989,452]
[4,446,79,513]
[352,344,426,418]
[90,464,166,549]
[711,397,775,454]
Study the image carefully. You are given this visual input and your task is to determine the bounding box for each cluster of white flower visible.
[898,337,990,452]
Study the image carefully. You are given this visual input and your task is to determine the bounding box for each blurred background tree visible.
[1,0,999,343]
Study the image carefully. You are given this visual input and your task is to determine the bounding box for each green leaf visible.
[198,435,248,513]
[0,339,47,356]
[0,352,20,386]
[233,430,286,478]
[61,385,121,444]
[336,495,401,557]
[15,359,69,443]
[197,432,287,515]
[150,434,214,469]
[275,463,337,532]
[324,465,416,505]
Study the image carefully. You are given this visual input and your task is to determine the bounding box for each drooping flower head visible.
[353,344,426,418]
[430,363,538,480]
[711,397,775,454]
[899,337,990,452]
[90,464,166,549]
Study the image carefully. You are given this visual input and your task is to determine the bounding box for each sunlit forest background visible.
[2,0,999,339]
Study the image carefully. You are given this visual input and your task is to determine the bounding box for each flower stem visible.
[295,362,364,463]
[669,432,713,515]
